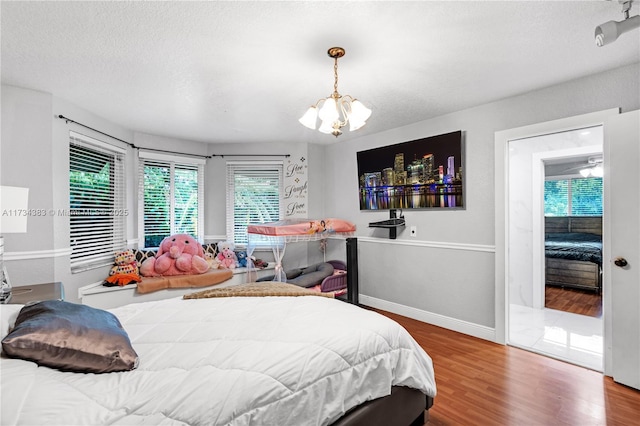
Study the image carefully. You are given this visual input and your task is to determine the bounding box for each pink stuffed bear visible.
[140,234,210,277]
[216,240,239,269]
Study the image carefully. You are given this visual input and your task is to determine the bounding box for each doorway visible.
[542,154,603,319]
[506,126,604,371]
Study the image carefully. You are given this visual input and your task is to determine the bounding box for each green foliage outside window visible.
[544,177,602,216]
[142,162,200,248]
[143,164,170,248]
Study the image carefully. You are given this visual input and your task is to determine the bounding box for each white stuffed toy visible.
[216,240,239,269]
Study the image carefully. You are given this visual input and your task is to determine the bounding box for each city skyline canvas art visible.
[357,130,464,210]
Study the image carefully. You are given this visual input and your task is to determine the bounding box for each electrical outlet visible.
[410,226,417,237]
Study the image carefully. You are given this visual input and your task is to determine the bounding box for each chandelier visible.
[299,47,372,137]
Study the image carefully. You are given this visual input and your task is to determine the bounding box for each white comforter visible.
[1,296,436,425]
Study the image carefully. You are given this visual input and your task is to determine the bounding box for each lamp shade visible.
[350,100,372,123]
[298,106,318,130]
[0,186,29,234]
[349,118,367,131]
[318,120,335,134]
[319,98,339,122]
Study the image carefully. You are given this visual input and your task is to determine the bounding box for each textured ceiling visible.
[2,1,639,145]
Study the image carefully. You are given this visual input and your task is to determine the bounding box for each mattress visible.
[1,296,436,425]
[545,232,603,265]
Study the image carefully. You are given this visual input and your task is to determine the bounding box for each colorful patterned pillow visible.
[134,249,157,268]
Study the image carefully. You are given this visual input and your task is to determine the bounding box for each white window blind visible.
[226,162,283,246]
[544,177,603,216]
[69,133,126,271]
[138,152,204,248]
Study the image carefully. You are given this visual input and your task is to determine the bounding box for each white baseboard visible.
[359,294,497,343]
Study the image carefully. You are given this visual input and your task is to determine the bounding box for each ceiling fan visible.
[559,156,604,177]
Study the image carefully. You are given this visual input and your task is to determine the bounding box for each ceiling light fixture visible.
[579,156,604,177]
[299,47,371,137]
[595,0,640,46]
[580,165,604,177]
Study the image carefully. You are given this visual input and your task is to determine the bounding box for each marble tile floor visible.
[509,303,603,371]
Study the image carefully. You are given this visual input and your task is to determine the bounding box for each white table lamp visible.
[0,186,30,303]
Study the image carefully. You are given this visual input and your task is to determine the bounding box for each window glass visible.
[139,155,203,248]
[544,177,602,216]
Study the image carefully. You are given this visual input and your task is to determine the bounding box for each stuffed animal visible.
[139,234,210,277]
[204,251,220,269]
[110,249,139,276]
[217,240,239,269]
[235,250,252,268]
[104,249,142,287]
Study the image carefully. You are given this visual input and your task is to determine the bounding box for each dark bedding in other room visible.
[544,232,602,265]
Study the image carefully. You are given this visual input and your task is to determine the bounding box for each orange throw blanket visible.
[136,269,233,294]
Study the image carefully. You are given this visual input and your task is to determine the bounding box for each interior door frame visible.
[494,108,619,368]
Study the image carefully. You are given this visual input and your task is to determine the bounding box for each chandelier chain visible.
[333,57,340,98]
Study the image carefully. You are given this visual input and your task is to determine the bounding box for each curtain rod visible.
[57,115,290,159]
[58,114,134,147]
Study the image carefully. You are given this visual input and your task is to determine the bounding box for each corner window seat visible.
[79,264,275,310]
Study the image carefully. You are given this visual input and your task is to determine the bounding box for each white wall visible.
[1,85,136,299]
[322,63,639,338]
[1,89,312,302]
[2,62,638,337]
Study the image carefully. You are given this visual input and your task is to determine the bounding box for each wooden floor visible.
[545,285,602,318]
[375,309,640,426]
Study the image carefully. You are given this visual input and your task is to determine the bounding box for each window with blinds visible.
[544,177,603,216]
[138,152,204,248]
[69,132,126,271]
[226,162,283,246]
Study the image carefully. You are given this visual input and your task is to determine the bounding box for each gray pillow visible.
[1,300,138,373]
[287,262,335,288]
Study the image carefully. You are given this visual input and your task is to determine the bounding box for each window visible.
[138,152,204,248]
[544,177,603,216]
[226,162,283,246]
[69,132,126,271]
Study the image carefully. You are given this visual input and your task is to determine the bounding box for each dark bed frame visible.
[332,386,433,426]
[545,216,602,292]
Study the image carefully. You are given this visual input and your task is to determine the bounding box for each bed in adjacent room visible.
[1,287,436,425]
[545,216,602,292]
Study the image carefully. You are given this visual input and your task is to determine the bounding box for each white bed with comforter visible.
[1,295,436,425]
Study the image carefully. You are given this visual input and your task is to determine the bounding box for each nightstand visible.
[9,282,64,304]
